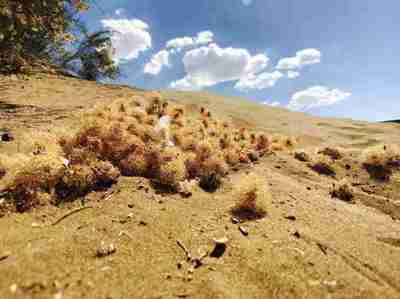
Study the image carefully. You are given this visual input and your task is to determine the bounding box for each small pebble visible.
[1,132,14,142]
[293,231,301,238]
[96,242,116,257]
[231,217,240,224]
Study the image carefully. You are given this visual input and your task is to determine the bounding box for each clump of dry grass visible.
[230,173,270,221]
[55,160,120,201]
[309,155,336,177]
[1,153,65,212]
[157,148,187,190]
[362,145,400,181]
[318,147,342,160]
[330,179,355,203]
[1,93,297,213]
[270,135,297,152]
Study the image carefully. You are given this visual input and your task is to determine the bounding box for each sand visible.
[0,74,400,299]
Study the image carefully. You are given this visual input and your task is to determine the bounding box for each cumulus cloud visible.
[235,71,283,91]
[287,70,300,79]
[169,78,201,91]
[276,48,321,71]
[166,31,214,51]
[101,18,152,63]
[288,86,351,111]
[195,31,214,45]
[166,37,194,51]
[144,50,170,75]
[262,100,280,107]
[170,43,269,90]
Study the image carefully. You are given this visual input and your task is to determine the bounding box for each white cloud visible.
[144,50,170,75]
[166,31,214,51]
[169,43,269,90]
[166,37,194,51]
[262,100,281,107]
[297,48,321,66]
[195,31,214,45]
[288,86,351,111]
[235,71,283,91]
[101,18,152,63]
[276,57,300,70]
[276,48,321,71]
[170,78,201,91]
[287,70,300,79]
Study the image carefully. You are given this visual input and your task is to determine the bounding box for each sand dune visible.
[1,74,400,299]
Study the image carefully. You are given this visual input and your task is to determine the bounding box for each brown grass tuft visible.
[2,93,297,213]
[5,154,65,212]
[318,147,342,160]
[310,155,336,176]
[230,173,270,221]
[330,179,355,203]
[55,160,119,201]
[362,145,400,181]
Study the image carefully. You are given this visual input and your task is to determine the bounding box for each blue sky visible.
[82,0,400,121]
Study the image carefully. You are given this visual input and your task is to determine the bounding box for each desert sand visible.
[1,74,400,299]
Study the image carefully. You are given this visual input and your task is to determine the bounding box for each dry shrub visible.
[230,173,270,221]
[310,155,336,177]
[26,131,63,156]
[224,148,240,166]
[55,160,119,200]
[4,154,65,212]
[153,147,187,189]
[186,152,228,192]
[330,179,355,203]
[318,147,342,160]
[1,93,299,213]
[362,145,400,181]
[255,134,270,152]
[158,157,187,190]
[120,150,148,177]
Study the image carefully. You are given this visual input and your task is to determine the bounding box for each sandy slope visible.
[1,74,400,299]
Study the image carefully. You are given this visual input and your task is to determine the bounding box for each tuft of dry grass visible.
[318,147,342,160]
[1,93,297,213]
[230,173,270,221]
[310,155,336,177]
[330,179,355,203]
[55,160,120,201]
[362,145,400,181]
[2,153,65,212]
[270,135,297,152]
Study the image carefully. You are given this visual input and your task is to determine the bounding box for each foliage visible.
[0,94,297,213]
[0,0,119,80]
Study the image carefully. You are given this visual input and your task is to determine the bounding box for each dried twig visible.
[176,239,192,261]
[51,206,93,226]
[102,190,115,201]
[0,251,11,262]
[191,250,209,269]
